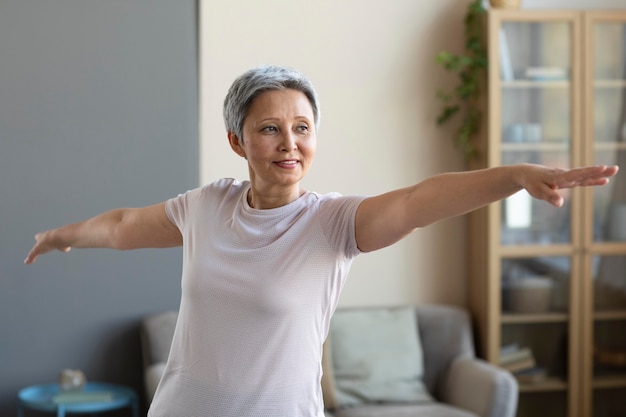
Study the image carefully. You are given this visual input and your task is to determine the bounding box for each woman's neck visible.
[247,186,304,209]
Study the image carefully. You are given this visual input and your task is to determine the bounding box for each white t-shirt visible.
[148,178,365,417]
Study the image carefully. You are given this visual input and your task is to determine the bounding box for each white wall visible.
[199,0,626,308]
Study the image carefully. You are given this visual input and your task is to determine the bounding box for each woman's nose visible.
[280,132,298,151]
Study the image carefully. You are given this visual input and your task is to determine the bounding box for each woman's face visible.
[230,89,317,192]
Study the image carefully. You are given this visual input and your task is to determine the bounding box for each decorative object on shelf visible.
[59,369,87,392]
[435,0,487,160]
[489,0,523,9]
[524,66,568,81]
[594,345,626,368]
[503,123,542,143]
[503,276,553,313]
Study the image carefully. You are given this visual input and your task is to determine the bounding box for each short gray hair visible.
[223,65,320,142]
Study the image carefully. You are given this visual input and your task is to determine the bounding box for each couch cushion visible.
[331,403,479,417]
[327,307,433,408]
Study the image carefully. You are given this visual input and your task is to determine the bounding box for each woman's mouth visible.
[274,160,299,169]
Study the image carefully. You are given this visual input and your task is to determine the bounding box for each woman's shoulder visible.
[202,178,249,194]
[310,190,366,204]
[179,178,248,199]
[307,191,367,217]
[168,178,248,209]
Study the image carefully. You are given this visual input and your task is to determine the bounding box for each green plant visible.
[436,0,487,160]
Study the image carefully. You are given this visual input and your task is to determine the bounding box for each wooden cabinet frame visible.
[470,9,626,417]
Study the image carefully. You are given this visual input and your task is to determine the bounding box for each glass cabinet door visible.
[585,13,626,417]
[490,12,580,417]
[589,20,626,244]
[485,11,626,417]
[589,255,626,417]
[497,19,575,246]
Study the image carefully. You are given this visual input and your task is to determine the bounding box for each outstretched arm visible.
[355,163,619,253]
[24,202,182,264]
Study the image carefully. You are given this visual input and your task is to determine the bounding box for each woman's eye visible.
[262,126,278,132]
[296,125,309,132]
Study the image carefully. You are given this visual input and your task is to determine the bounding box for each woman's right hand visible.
[24,229,72,264]
[24,202,182,265]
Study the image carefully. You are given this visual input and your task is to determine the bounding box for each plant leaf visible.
[436,105,460,125]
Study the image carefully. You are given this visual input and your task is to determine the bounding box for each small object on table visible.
[17,382,138,417]
[58,369,87,392]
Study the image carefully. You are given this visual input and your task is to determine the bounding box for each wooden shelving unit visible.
[469,9,626,417]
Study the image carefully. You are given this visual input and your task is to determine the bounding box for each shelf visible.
[593,142,626,152]
[501,80,569,89]
[500,141,626,153]
[518,377,568,393]
[593,374,626,389]
[594,310,626,321]
[498,245,574,257]
[501,141,570,152]
[587,242,626,255]
[593,79,626,88]
[502,312,569,324]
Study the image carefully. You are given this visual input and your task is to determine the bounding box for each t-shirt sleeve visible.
[165,187,202,233]
[318,194,367,259]
[165,178,239,234]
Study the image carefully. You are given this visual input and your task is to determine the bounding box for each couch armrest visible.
[145,362,167,403]
[441,357,518,417]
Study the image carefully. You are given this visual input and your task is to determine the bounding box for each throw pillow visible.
[328,307,433,407]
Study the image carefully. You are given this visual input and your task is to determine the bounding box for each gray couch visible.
[141,305,517,417]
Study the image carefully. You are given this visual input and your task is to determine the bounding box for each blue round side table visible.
[18,382,139,417]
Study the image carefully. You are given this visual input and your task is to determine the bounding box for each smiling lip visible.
[274,159,299,169]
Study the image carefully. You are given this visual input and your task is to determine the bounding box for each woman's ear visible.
[228,132,246,158]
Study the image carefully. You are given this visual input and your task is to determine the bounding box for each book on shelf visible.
[514,366,547,384]
[500,346,533,365]
[503,356,536,373]
[499,344,536,373]
[499,343,519,357]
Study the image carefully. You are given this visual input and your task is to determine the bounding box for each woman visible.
[25,66,618,417]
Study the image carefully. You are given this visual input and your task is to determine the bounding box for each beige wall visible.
[199,0,471,308]
[199,0,625,308]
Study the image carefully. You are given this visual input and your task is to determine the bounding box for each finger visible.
[602,165,620,177]
[24,251,38,265]
[544,189,564,208]
[587,165,619,184]
[24,244,71,264]
[578,177,610,187]
[556,165,616,189]
[524,180,563,207]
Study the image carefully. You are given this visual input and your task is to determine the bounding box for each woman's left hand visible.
[519,164,619,208]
